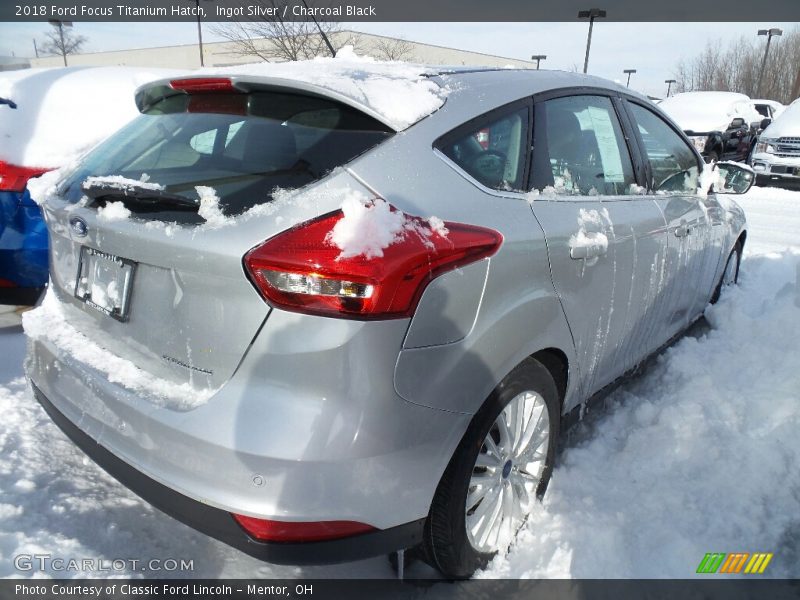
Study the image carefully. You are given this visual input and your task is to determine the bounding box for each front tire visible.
[710,243,742,304]
[422,358,560,578]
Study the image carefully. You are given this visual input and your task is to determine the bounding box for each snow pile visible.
[96,201,131,222]
[22,292,215,410]
[196,185,231,228]
[482,251,800,578]
[0,67,183,169]
[326,192,448,259]
[659,91,762,133]
[210,46,446,131]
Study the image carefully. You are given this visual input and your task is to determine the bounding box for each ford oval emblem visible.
[69,216,88,237]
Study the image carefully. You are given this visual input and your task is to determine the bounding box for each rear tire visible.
[710,243,742,304]
[422,358,560,579]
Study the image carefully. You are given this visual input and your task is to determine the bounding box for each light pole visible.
[186,0,214,67]
[48,19,73,66]
[578,8,606,74]
[531,54,547,70]
[756,28,782,97]
[665,79,676,97]
[623,69,636,88]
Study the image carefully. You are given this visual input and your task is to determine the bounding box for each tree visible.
[40,22,87,66]
[370,36,414,61]
[672,26,800,103]
[211,1,353,62]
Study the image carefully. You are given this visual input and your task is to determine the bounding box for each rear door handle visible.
[570,242,607,260]
[675,224,691,238]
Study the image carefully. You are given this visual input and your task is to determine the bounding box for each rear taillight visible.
[0,279,18,288]
[244,205,502,320]
[0,161,50,193]
[232,514,376,543]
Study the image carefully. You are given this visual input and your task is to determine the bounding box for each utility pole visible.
[578,8,606,74]
[756,28,782,97]
[33,38,39,58]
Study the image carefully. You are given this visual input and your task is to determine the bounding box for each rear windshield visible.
[59,91,393,221]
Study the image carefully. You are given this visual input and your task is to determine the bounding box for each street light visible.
[578,8,606,74]
[48,19,73,67]
[623,69,636,88]
[531,54,547,70]
[665,79,676,97]
[756,27,783,97]
[186,0,214,67]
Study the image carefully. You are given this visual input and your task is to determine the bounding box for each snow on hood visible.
[761,99,800,140]
[659,91,761,133]
[192,46,447,131]
[0,66,184,169]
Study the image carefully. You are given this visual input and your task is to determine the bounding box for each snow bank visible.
[22,292,215,410]
[0,67,182,169]
[208,46,446,131]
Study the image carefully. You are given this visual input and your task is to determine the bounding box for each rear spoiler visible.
[135,75,403,132]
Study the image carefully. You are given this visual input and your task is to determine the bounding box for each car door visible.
[528,93,669,397]
[624,101,722,332]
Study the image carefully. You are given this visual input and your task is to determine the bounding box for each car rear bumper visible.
[26,303,470,544]
[32,382,425,564]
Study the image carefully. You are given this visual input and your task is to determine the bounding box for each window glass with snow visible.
[628,103,701,194]
[439,107,529,191]
[538,95,635,196]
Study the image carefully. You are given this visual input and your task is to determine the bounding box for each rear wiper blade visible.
[81,181,200,211]
[0,97,17,109]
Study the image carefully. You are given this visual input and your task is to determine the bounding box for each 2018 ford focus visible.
[26,65,752,578]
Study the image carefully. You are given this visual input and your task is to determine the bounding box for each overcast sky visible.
[1,21,796,97]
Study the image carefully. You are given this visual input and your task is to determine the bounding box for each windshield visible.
[59,91,393,221]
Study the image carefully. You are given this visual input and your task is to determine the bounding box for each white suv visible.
[751,99,800,186]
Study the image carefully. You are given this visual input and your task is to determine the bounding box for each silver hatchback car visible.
[27,67,751,578]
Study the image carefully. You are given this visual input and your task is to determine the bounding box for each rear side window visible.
[536,95,635,195]
[439,106,529,191]
[628,103,700,193]
[59,92,393,219]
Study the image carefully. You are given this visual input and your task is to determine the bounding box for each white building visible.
[29,30,534,70]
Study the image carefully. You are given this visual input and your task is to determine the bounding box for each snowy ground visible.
[0,186,798,579]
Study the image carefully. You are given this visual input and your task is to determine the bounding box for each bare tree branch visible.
[370,37,415,61]
[40,27,87,61]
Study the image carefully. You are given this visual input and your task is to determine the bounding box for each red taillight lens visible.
[244,206,503,320]
[0,279,18,288]
[232,514,376,543]
[169,77,237,94]
[0,161,50,193]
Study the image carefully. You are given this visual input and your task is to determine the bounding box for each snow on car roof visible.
[659,91,761,133]
[0,66,184,169]
[139,46,449,132]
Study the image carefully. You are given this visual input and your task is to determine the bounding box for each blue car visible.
[0,152,50,308]
[0,187,49,305]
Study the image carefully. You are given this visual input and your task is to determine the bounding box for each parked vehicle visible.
[750,99,800,187]
[659,91,765,162]
[752,98,785,121]
[27,66,752,579]
[0,67,181,324]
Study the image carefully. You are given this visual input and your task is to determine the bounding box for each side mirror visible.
[714,161,755,195]
[729,117,745,129]
[760,118,772,130]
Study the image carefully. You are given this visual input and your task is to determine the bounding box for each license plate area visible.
[74,246,136,322]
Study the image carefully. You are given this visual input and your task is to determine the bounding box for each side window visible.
[628,103,701,193]
[439,106,529,191]
[539,95,635,195]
